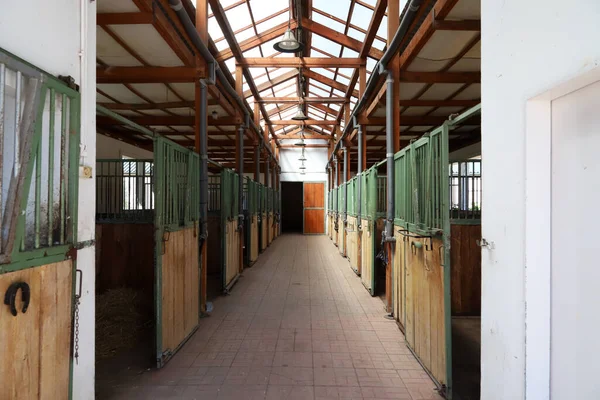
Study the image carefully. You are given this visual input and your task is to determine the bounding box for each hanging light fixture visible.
[291,104,308,121]
[273,1,304,53]
[298,148,307,162]
[294,138,306,147]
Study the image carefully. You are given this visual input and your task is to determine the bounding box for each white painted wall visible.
[279,148,328,183]
[0,1,96,399]
[482,1,600,399]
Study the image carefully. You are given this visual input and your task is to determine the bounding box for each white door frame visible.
[525,66,600,399]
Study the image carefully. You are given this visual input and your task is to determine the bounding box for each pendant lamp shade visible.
[291,105,308,121]
[273,29,304,53]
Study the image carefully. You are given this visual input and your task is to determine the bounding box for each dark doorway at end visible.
[282,181,304,233]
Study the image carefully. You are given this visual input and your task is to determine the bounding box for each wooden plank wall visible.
[261,213,268,251]
[0,261,73,400]
[161,227,199,353]
[450,224,482,316]
[267,212,273,245]
[250,216,259,263]
[96,223,154,294]
[404,236,446,387]
[347,216,359,274]
[225,220,240,288]
[304,209,325,234]
[360,220,374,294]
[336,215,345,253]
[393,231,407,331]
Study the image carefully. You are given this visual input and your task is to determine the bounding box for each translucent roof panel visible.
[225,3,252,32]
[313,0,351,21]
[312,11,346,33]
[249,0,289,22]
[350,3,373,28]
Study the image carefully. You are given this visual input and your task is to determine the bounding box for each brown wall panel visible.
[450,224,482,316]
[304,209,325,234]
[96,223,154,294]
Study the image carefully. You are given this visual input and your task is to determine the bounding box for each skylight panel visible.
[333,89,345,96]
[311,80,331,92]
[313,0,351,21]
[377,15,388,38]
[313,68,335,79]
[225,3,252,32]
[225,58,236,74]
[347,28,366,42]
[338,68,354,78]
[366,57,377,73]
[341,47,359,58]
[256,12,289,33]
[311,86,331,97]
[372,39,386,51]
[249,1,288,22]
[311,34,342,56]
[312,11,346,33]
[350,3,373,28]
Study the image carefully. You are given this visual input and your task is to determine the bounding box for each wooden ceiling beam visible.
[301,18,384,60]
[433,19,481,31]
[97,115,241,126]
[98,101,199,110]
[302,69,359,98]
[97,66,205,83]
[399,0,460,68]
[97,12,154,25]
[238,58,366,68]
[279,144,330,148]
[358,115,451,126]
[399,71,480,84]
[268,120,337,126]
[132,0,197,67]
[245,69,299,98]
[258,97,348,104]
[216,20,297,62]
[208,0,279,148]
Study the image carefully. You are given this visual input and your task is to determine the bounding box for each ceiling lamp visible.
[273,5,303,53]
[291,104,308,121]
[273,29,304,53]
[298,148,307,162]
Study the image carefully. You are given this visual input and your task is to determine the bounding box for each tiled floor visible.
[99,234,442,399]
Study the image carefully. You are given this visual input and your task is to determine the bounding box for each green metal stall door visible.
[153,136,201,368]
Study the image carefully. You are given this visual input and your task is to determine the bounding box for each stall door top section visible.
[304,183,324,208]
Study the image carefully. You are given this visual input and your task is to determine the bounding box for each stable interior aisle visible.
[97,235,442,400]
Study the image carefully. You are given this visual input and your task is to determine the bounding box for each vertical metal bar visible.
[441,122,452,398]
[48,89,55,243]
[14,71,22,178]
[0,63,5,250]
[59,93,67,244]
[385,70,395,239]
[34,136,41,248]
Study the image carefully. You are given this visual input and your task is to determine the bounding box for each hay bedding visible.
[96,287,153,360]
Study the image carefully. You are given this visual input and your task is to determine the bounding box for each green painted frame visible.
[0,47,81,400]
[153,135,201,368]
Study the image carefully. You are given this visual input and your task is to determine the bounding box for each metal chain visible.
[74,295,80,364]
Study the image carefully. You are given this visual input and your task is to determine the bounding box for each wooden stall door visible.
[0,261,73,400]
[303,182,325,234]
[159,227,199,365]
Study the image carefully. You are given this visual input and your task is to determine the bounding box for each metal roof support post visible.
[384,68,395,242]
[238,121,245,230]
[343,145,349,228]
[356,122,363,229]
[199,80,209,239]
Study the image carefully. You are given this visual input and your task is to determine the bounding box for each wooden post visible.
[359,65,367,99]
[386,0,401,314]
[389,0,401,154]
[196,0,208,313]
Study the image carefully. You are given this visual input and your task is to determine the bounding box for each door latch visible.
[476,238,495,249]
